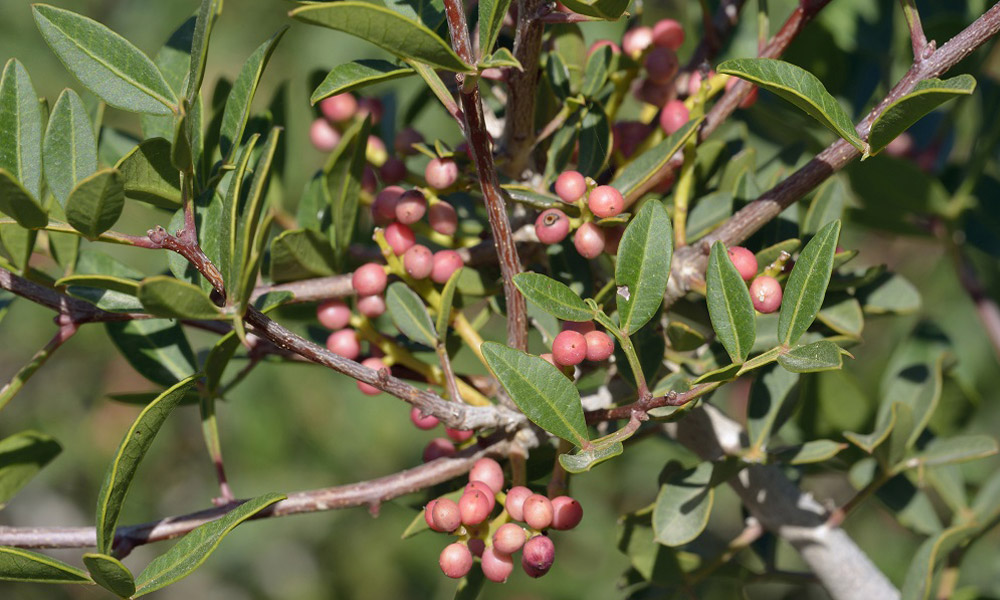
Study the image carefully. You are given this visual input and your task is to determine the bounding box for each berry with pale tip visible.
[727,246,758,282]
[555,170,587,204]
[573,222,606,259]
[403,244,434,280]
[326,329,360,360]
[504,486,533,521]
[317,300,351,330]
[309,118,340,152]
[439,543,473,579]
[356,294,386,318]
[749,275,783,314]
[469,457,504,494]
[523,494,554,530]
[431,250,463,284]
[425,157,459,189]
[384,222,415,255]
[352,263,387,296]
[481,547,515,583]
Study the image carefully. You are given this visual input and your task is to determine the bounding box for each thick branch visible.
[500,0,547,177]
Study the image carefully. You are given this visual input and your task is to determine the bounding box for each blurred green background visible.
[2,0,1000,598]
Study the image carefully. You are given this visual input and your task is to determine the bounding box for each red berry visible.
[469,458,504,494]
[725,76,758,109]
[749,276,783,313]
[425,157,459,189]
[481,547,514,583]
[439,543,473,579]
[465,481,497,512]
[395,127,424,156]
[424,498,440,529]
[504,486,532,521]
[410,406,440,430]
[358,357,387,395]
[431,250,464,284]
[372,186,404,225]
[660,99,689,135]
[552,330,587,367]
[588,185,625,218]
[493,523,527,555]
[446,427,474,443]
[379,157,406,184]
[384,222,416,255]
[584,330,614,362]
[652,19,685,50]
[431,498,462,532]
[356,97,383,124]
[423,437,456,462]
[326,329,360,360]
[622,26,654,58]
[522,535,555,577]
[459,489,493,526]
[403,244,434,279]
[604,226,625,255]
[395,189,427,224]
[535,208,570,244]
[356,294,386,318]
[523,494,554,530]
[645,47,679,84]
[727,246,758,281]
[573,222,606,259]
[317,299,351,330]
[555,171,587,204]
[428,201,458,235]
[319,93,357,123]
[550,496,583,530]
[562,320,596,335]
[309,118,340,152]
[352,263,387,296]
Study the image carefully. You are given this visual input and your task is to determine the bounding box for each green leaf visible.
[32,4,177,115]
[558,440,624,473]
[291,3,473,73]
[611,118,701,201]
[616,200,673,335]
[386,282,437,347]
[0,431,62,508]
[454,568,486,600]
[911,435,998,468]
[436,267,462,341]
[581,45,612,98]
[43,89,97,206]
[134,493,285,596]
[478,0,512,55]
[666,320,707,351]
[777,220,841,345]
[901,524,977,600]
[777,340,845,373]
[754,239,800,273]
[481,342,589,447]
[311,60,414,105]
[0,170,47,229]
[115,138,183,209]
[82,553,134,598]
[187,0,223,104]
[844,402,899,454]
[0,59,44,200]
[746,365,799,453]
[106,318,198,386]
[513,272,594,322]
[705,242,756,363]
[0,547,90,583]
[816,295,863,337]
[234,128,281,307]
[971,469,1000,529]
[882,359,943,453]
[692,362,741,384]
[219,27,287,164]
[218,133,259,295]
[325,117,371,267]
[557,0,630,19]
[653,461,715,547]
[577,102,611,176]
[860,272,920,314]
[802,178,846,236]
[868,75,976,156]
[64,168,124,238]
[269,228,338,283]
[478,47,522,70]
[771,439,846,465]
[137,276,223,320]
[170,110,193,172]
[95,374,200,554]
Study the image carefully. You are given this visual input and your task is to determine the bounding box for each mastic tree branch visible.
[500,0,547,177]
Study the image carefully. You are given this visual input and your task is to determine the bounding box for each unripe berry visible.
[425,157,459,189]
[588,185,625,218]
[384,222,416,255]
[431,498,462,532]
[535,208,570,244]
[428,201,459,235]
[403,244,434,279]
[493,523,527,555]
[562,320,596,335]
[652,18,685,50]
[358,357,387,395]
[317,299,351,330]
[379,156,406,184]
[356,96,383,124]
[481,547,515,583]
[550,496,583,530]
[727,246,758,282]
[459,489,493,525]
[423,437,456,462]
[522,494,554,530]
[357,294,386,318]
[319,93,357,123]
[326,329,361,360]
[604,226,624,255]
[555,170,587,204]
[439,543,473,579]
[469,458,505,494]
[446,427,473,443]
[725,76,758,109]
[644,47,679,84]
[749,275,783,313]
[465,481,497,512]
[410,406,440,430]
[309,118,340,152]
[660,100,689,135]
[552,330,587,367]
[431,250,464,284]
[352,263,387,296]
[622,26,654,58]
[366,135,388,166]
[584,330,614,362]
[587,40,621,56]
[573,222,606,259]
[522,535,555,578]
[372,186,404,225]
[395,127,424,156]
[504,486,533,522]
[395,189,427,224]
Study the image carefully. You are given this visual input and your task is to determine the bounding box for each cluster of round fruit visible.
[370,185,465,282]
[543,321,615,370]
[410,408,476,463]
[727,246,783,313]
[534,170,626,258]
[316,299,393,395]
[426,458,582,582]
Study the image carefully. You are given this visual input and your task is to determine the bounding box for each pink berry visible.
[725,76,758,109]
[395,127,424,156]
[660,99,689,135]
[446,427,474,443]
[550,496,583,530]
[555,171,587,204]
[523,494,554,530]
[622,26,654,58]
[356,97,383,124]
[562,321,596,335]
[309,118,340,152]
[727,246,758,282]
[403,244,434,279]
[372,186,404,225]
[317,299,351,330]
[645,47,679,84]
[886,132,914,157]
[459,489,493,526]
[357,294,386,318]
[469,458,505,494]
[384,222,416,255]
[352,263,387,296]
[358,357,387,395]
[425,157,459,190]
[481,547,514,583]
[749,276,783,313]
[493,523,527,555]
[465,481,497,512]
[588,185,625,219]
[505,486,532,522]
[431,250,464,284]
[431,498,462,532]
[604,226,624,255]
[410,406,440,430]
[573,222,606,259]
[424,499,440,529]
[522,535,555,577]
[428,202,458,235]
[395,190,427,224]
[468,538,485,558]
[583,330,614,362]
[652,19,685,50]
[439,543,473,579]
[552,330,587,367]
[326,329,361,360]
[587,40,620,56]
[540,353,557,367]
[535,209,570,245]
[319,93,357,123]
[423,437,456,462]
[379,157,406,184]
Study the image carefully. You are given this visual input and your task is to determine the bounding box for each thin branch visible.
[584,382,718,424]
[500,0,548,177]
[0,321,78,411]
[901,0,931,60]
[0,266,138,324]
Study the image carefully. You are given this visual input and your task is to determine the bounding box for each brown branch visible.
[901,0,932,60]
[0,266,138,324]
[584,382,718,424]
[500,0,547,177]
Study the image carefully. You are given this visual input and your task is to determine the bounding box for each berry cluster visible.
[726,246,783,313]
[535,170,626,258]
[316,299,393,395]
[410,407,476,463]
[542,321,615,369]
[371,186,464,283]
[426,458,582,582]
